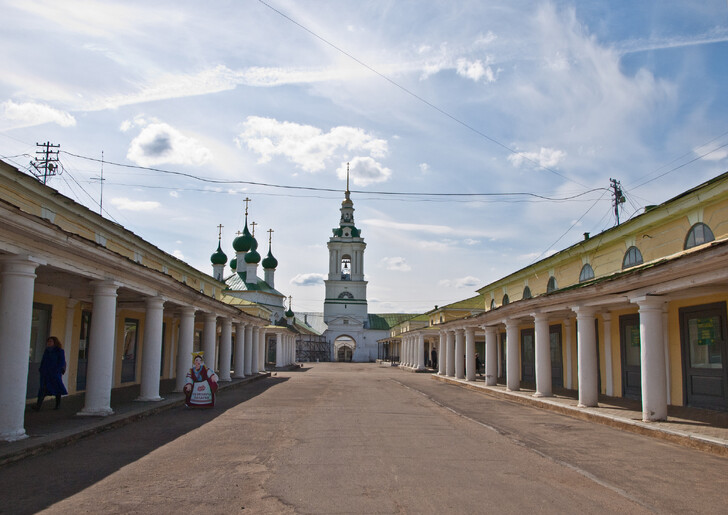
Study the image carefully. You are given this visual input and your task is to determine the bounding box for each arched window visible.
[684,222,715,250]
[622,246,643,269]
[579,264,595,283]
[502,294,510,305]
[522,286,532,300]
[490,299,496,310]
[546,276,558,293]
[340,255,351,280]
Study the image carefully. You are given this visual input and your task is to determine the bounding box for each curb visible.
[432,374,728,457]
[0,373,270,467]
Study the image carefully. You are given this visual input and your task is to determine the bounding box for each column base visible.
[533,392,552,398]
[506,387,520,392]
[77,407,114,417]
[0,429,28,442]
[218,378,232,383]
[135,396,164,402]
[577,402,597,408]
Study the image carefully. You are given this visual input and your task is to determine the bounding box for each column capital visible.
[145,295,166,308]
[91,279,120,296]
[572,305,597,318]
[531,312,549,323]
[630,295,666,310]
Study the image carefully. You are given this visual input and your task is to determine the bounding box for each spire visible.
[233,198,255,252]
[345,162,350,201]
[285,295,294,318]
[262,228,278,270]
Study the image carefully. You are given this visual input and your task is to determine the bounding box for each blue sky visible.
[1,1,727,313]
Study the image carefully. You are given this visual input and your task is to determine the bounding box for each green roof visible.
[368,313,418,330]
[225,271,285,296]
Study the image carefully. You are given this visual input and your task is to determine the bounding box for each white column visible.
[663,306,671,406]
[0,257,39,441]
[533,313,552,397]
[506,320,520,391]
[574,306,598,407]
[63,299,78,389]
[250,327,259,374]
[438,332,446,375]
[202,313,217,372]
[564,318,573,389]
[244,324,253,375]
[291,334,297,364]
[258,328,266,371]
[218,318,232,381]
[497,331,503,378]
[633,296,668,422]
[275,332,284,368]
[485,326,498,386]
[455,329,465,379]
[465,327,476,381]
[234,322,246,378]
[446,331,455,377]
[402,337,408,367]
[79,280,119,417]
[137,296,165,401]
[175,307,195,392]
[602,312,614,396]
[416,334,425,371]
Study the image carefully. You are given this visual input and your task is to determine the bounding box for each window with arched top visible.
[502,294,510,305]
[340,255,351,280]
[579,263,595,283]
[490,299,496,310]
[546,276,558,293]
[522,286,532,299]
[338,291,354,299]
[622,246,643,269]
[684,222,715,250]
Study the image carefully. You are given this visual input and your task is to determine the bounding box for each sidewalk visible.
[433,373,728,457]
[0,373,270,467]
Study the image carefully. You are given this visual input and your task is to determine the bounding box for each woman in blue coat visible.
[33,336,68,411]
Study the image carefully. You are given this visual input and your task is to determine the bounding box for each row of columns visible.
[0,255,267,441]
[414,297,669,422]
[274,331,297,368]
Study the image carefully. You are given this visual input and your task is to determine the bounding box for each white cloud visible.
[290,273,326,286]
[381,257,411,272]
[0,100,75,128]
[456,58,495,83]
[126,121,212,167]
[696,146,728,162]
[508,147,566,169]
[172,250,185,260]
[236,116,388,173]
[363,218,495,238]
[169,191,179,198]
[419,163,430,173]
[110,197,160,211]
[438,276,482,289]
[337,157,391,186]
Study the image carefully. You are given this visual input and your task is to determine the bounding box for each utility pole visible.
[610,178,625,225]
[91,150,105,215]
[30,141,60,184]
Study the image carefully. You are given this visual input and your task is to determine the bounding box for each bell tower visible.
[323,165,369,360]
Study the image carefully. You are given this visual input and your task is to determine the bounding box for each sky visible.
[1,1,728,314]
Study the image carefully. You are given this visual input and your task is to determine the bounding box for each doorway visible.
[27,303,53,399]
[549,324,563,388]
[337,346,353,362]
[620,314,641,400]
[521,328,535,385]
[680,302,728,411]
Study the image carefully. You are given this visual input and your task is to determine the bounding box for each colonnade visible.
[0,255,271,442]
[404,298,669,423]
[273,330,298,368]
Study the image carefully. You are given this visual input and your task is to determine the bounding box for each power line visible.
[60,150,602,201]
[256,0,586,189]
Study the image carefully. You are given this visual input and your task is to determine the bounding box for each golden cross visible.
[288,295,293,309]
[346,162,350,192]
[217,223,223,241]
[250,221,257,237]
[267,228,274,245]
[243,197,251,216]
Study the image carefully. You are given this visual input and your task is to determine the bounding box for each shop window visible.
[579,263,595,282]
[684,223,715,250]
[622,246,643,269]
[546,276,558,293]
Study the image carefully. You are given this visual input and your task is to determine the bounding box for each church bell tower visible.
[323,166,369,359]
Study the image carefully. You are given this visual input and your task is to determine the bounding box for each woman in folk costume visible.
[183,352,219,408]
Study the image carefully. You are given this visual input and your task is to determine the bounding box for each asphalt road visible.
[2,363,727,514]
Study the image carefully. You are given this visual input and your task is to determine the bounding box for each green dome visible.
[244,248,261,264]
[232,224,254,252]
[230,257,237,270]
[210,243,227,265]
[262,249,278,269]
[285,308,294,318]
[250,235,259,252]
